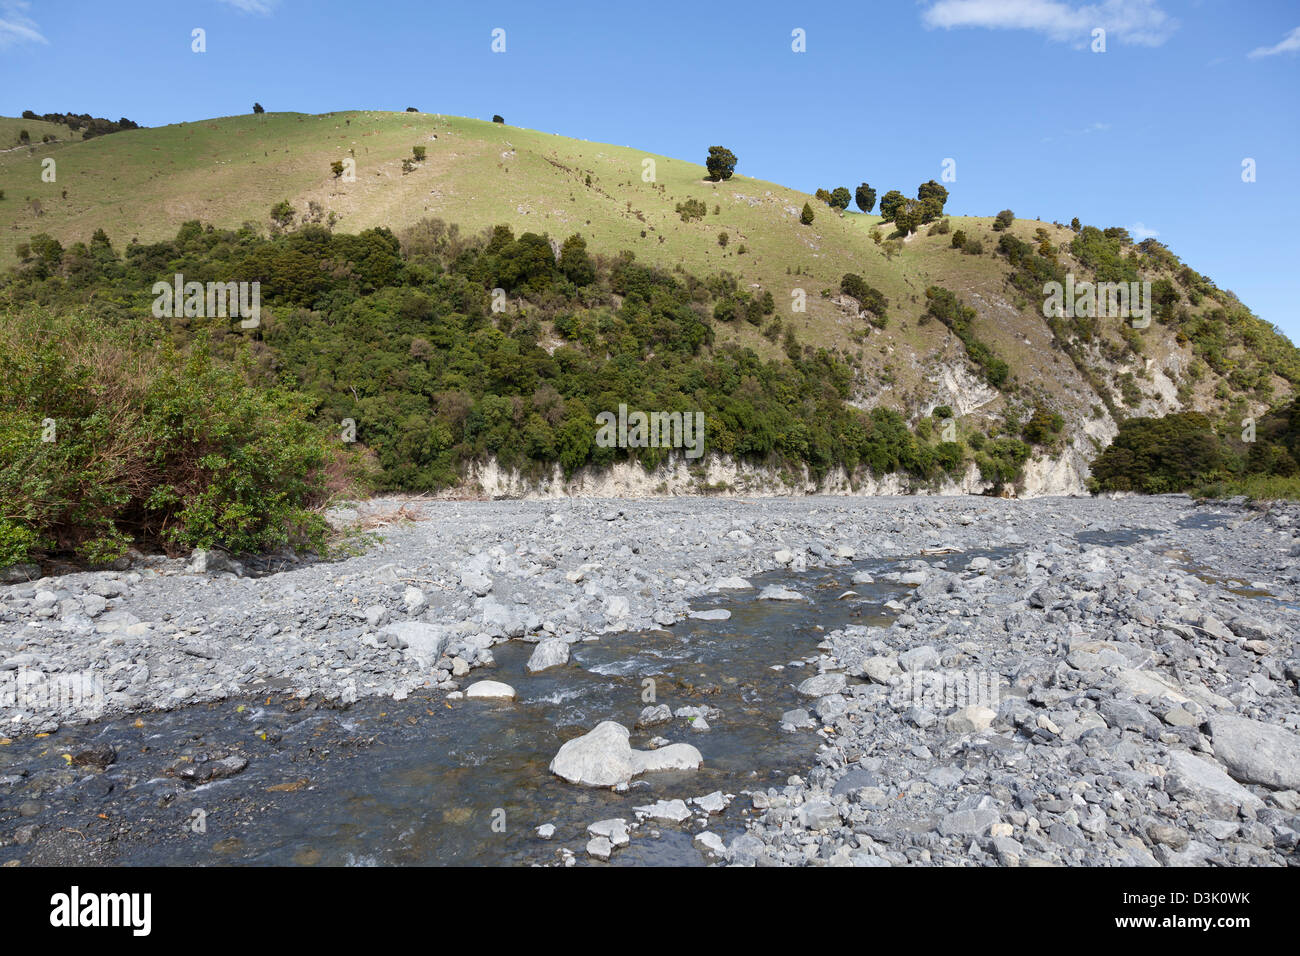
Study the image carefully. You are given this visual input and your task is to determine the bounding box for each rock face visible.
[549,721,702,787]
[1209,715,1300,790]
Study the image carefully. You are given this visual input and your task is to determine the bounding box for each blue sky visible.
[2,0,1298,340]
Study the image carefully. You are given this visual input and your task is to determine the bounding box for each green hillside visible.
[2,109,1297,474]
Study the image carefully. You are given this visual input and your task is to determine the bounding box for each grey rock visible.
[1209,715,1300,791]
[526,638,569,673]
[549,721,701,787]
[797,672,846,697]
[1165,751,1263,809]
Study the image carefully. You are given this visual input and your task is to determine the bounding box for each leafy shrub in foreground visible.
[0,310,351,568]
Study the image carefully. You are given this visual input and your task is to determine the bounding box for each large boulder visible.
[1209,715,1300,791]
[465,680,515,700]
[797,672,847,697]
[549,721,702,787]
[526,638,570,673]
[1165,751,1263,809]
[481,599,525,638]
[378,621,447,666]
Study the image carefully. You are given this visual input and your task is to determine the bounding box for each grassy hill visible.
[2,109,1297,490]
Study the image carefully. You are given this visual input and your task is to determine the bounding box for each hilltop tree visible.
[829,187,852,211]
[705,146,738,182]
[492,115,505,124]
[878,190,906,223]
[854,183,877,213]
[405,107,419,112]
[919,196,945,223]
[917,179,949,209]
[253,103,265,114]
[894,199,922,236]
[993,209,1015,231]
[815,188,833,204]
[800,202,815,225]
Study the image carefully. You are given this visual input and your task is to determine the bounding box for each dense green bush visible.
[839,274,888,323]
[676,198,707,222]
[1089,412,1224,493]
[1022,407,1065,446]
[0,309,350,568]
[1070,226,1137,284]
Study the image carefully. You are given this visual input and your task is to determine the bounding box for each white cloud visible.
[216,0,277,13]
[1130,222,1159,241]
[1248,25,1300,59]
[921,0,1177,47]
[1041,120,1109,143]
[0,1,47,49]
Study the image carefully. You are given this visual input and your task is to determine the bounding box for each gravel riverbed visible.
[2,493,1298,866]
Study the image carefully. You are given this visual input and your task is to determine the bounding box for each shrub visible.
[800,202,815,225]
[676,198,707,222]
[1022,407,1065,446]
[992,209,1015,231]
[1070,226,1138,283]
[840,274,888,323]
[0,311,351,568]
[412,145,426,161]
[270,200,295,229]
[924,287,1008,388]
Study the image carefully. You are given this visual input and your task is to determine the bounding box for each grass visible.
[1195,474,1300,502]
